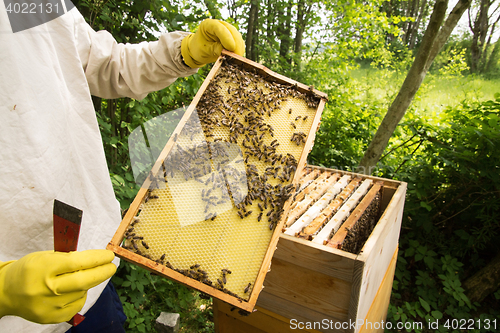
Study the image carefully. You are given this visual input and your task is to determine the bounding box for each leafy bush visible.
[112,261,214,333]
[383,95,500,331]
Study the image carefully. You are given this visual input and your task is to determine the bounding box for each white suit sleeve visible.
[73,11,198,100]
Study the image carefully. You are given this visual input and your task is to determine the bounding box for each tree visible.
[245,0,259,61]
[469,0,500,72]
[357,0,473,174]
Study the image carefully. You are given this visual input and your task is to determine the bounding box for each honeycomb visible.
[122,58,321,301]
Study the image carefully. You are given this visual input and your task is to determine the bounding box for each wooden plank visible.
[260,256,353,320]
[298,167,319,187]
[290,170,332,209]
[326,182,383,249]
[286,173,341,227]
[305,165,402,190]
[215,300,321,333]
[358,248,398,333]
[312,179,373,245]
[215,312,268,333]
[221,50,328,100]
[106,243,255,312]
[298,177,361,239]
[256,292,347,333]
[353,183,406,329]
[285,175,351,236]
[274,235,357,281]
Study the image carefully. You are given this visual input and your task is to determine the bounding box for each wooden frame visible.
[213,166,406,332]
[214,248,399,333]
[107,51,328,312]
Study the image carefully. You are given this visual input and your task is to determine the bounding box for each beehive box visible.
[107,51,328,312]
[214,165,406,332]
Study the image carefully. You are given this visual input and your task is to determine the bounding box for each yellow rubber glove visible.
[0,250,116,324]
[181,19,245,68]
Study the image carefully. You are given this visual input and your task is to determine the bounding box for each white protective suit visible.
[0,1,197,331]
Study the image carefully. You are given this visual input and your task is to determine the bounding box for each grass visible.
[350,66,500,121]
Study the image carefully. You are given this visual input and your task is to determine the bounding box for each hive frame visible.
[107,51,327,311]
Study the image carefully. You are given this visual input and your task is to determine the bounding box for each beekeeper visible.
[0,1,244,332]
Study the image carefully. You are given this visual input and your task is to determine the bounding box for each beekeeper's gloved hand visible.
[181,19,244,68]
[0,250,116,324]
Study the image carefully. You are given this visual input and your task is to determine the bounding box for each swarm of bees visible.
[341,193,380,254]
[121,57,322,302]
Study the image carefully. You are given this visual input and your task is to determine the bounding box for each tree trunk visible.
[357,0,473,174]
[408,0,428,49]
[404,0,419,45]
[266,0,274,40]
[470,0,490,72]
[294,0,312,70]
[485,40,500,73]
[481,12,500,70]
[278,0,293,62]
[246,0,259,61]
[357,0,449,174]
[227,0,237,21]
[464,252,500,303]
[423,0,473,73]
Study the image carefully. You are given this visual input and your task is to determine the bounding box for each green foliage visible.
[308,90,384,170]
[383,95,500,331]
[112,261,214,333]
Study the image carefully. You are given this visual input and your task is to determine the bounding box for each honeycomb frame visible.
[107,51,327,312]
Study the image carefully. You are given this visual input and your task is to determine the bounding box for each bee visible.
[290,122,296,129]
[199,293,211,300]
[258,212,263,221]
[222,268,232,275]
[237,210,244,219]
[222,276,227,284]
[303,116,308,121]
[238,310,251,317]
[190,264,200,269]
[217,278,224,286]
[295,115,302,121]
[160,254,166,261]
[173,133,178,142]
[244,283,251,293]
[141,241,149,249]
[289,108,292,114]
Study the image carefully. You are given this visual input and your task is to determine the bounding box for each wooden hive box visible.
[107,51,328,312]
[214,165,406,332]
